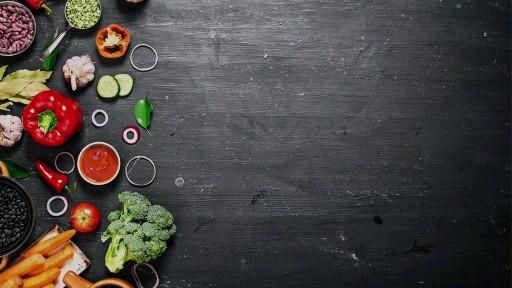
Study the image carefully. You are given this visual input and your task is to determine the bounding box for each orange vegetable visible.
[41,285,55,288]
[27,244,74,277]
[95,24,131,59]
[0,276,23,288]
[0,254,45,283]
[0,160,10,177]
[23,268,60,288]
[23,229,76,258]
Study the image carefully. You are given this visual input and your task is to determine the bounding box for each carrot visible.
[0,276,23,288]
[23,229,76,258]
[27,244,74,277]
[0,254,45,283]
[41,285,55,288]
[23,268,60,288]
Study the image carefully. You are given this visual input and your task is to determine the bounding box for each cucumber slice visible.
[114,74,134,97]
[97,75,119,99]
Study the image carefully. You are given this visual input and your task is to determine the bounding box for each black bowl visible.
[0,177,35,256]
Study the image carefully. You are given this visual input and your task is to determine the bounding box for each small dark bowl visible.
[0,177,35,257]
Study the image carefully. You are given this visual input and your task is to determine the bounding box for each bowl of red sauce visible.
[77,142,121,185]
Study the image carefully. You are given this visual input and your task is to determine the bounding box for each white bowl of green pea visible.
[65,0,101,30]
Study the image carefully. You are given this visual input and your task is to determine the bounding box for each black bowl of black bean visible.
[0,176,35,261]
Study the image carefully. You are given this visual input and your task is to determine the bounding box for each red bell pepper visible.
[22,90,82,147]
[25,0,52,14]
[35,160,70,193]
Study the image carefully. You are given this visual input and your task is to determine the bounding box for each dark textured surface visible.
[1,0,511,287]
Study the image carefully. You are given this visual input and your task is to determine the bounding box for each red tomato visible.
[70,202,100,233]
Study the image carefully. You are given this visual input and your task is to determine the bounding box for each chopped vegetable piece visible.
[0,254,45,282]
[97,75,120,99]
[22,230,76,258]
[114,74,134,97]
[27,244,74,276]
[96,24,131,59]
[0,276,23,288]
[22,268,60,288]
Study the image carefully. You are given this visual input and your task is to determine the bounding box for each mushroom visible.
[0,115,22,147]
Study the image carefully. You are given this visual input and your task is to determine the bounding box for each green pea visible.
[65,0,101,29]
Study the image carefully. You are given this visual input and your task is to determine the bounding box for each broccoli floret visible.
[125,234,152,263]
[103,192,177,273]
[118,191,150,220]
[108,210,121,221]
[142,222,171,241]
[146,205,174,228]
[106,219,124,232]
[146,240,167,256]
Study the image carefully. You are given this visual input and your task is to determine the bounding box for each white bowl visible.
[77,142,121,185]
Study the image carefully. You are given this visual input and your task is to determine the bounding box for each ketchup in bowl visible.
[78,142,120,185]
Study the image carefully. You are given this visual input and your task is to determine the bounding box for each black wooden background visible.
[1,0,511,287]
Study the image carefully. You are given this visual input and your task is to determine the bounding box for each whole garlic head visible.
[0,115,22,147]
[63,54,95,91]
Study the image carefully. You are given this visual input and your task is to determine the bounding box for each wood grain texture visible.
[0,0,510,287]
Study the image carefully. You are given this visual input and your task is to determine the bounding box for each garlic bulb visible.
[0,115,22,147]
[63,55,95,91]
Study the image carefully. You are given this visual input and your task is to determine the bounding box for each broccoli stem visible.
[105,234,128,273]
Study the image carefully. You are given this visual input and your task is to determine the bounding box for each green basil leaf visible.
[134,96,153,132]
[2,159,30,179]
[42,48,60,71]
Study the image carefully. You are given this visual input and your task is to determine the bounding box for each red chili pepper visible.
[35,160,69,193]
[22,90,82,147]
[25,0,52,14]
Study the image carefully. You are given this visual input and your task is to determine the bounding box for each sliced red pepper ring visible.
[22,90,82,147]
[96,24,131,59]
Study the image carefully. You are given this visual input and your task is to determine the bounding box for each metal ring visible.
[92,109,109,127]
[47,196,68,217]
[54,152,75,174]
[130,43,158,72]
[125,155,157,187]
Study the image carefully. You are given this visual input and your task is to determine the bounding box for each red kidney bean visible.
[0,3,34,54]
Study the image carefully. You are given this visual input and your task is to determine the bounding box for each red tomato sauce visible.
[80,144,119,183]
